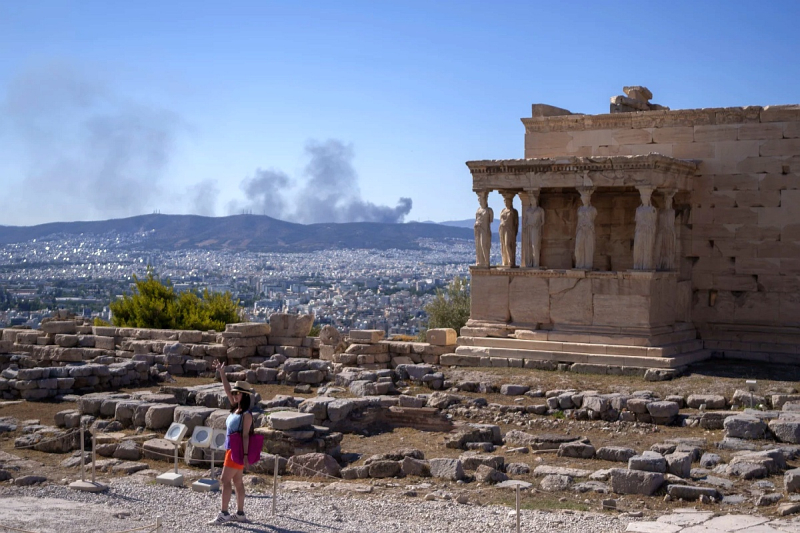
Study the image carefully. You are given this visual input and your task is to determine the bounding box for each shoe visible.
[208,511,234,525]
[234,512,250,523]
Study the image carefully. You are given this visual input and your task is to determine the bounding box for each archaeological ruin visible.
[462,87,800,372]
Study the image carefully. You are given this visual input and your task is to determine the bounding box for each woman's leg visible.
[220,465,235,511]
[233,468,246,512]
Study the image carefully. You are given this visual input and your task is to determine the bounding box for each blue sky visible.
[0,1,798,226]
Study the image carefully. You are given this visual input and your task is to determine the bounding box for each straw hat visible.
[231,381,254,395]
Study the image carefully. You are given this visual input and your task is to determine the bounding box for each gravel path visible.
[0,478,632,533]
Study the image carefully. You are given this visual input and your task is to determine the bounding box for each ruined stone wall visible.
[522,104,800,355]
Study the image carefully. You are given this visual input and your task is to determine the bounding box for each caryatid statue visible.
[521,189,545,268]
[656,190,677,271]
[473,190,493,267]
[574,188,596,270]
[498,192,519,267]
[633,186,658,270]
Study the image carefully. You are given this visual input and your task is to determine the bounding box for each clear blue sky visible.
[1,1,798,226]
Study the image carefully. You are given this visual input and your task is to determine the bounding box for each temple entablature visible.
[467,154,698,192]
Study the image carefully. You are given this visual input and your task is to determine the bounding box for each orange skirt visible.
[223,449,243,470]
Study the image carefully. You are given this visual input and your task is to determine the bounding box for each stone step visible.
[452,345,711,369]
[496,326,698,347]
[457,336,703,358]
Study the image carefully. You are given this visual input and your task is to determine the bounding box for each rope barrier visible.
[11,429,81,450]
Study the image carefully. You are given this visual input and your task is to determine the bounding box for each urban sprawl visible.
[0,231,480,336]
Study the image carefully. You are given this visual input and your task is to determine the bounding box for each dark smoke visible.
[1,62,182,223]
[228,168,291,217]
[233,139,413,224]
[187,179,220,217]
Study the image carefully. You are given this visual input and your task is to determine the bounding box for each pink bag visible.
[228,432,264,466]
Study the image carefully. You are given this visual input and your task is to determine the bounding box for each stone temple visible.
[461,87,800,371]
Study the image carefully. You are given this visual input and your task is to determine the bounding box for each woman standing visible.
[208,359,254,525]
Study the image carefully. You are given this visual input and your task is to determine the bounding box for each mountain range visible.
[0,214,475,252]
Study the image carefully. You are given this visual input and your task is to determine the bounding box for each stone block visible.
[429,458,464,481]
[144,404,177,430]
[348,330,385,343]
[724,415,767,439]
[268,411,314,430]
[629,451,667,473]
[665,452,692,478]
[687,394,726,409]
[786,468,800,492]
[609,468,664,496]
[557,442,595,459]
[42,321,77,335]
[426,329,456,346]
[770,419,800,443]
[596,446,636,463]
[667,484,721,501]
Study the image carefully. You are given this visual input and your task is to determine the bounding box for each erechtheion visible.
[461,87,800,371]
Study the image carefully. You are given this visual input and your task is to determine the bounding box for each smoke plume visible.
[233,139,412,224]
[187,179,220,217]
[1,62,183,223]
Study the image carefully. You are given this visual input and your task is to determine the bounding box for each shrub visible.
[110,270,239,330]
[423,276,470,333]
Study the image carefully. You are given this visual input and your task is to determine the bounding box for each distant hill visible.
[0,214,474,252]
[439,218,500,234]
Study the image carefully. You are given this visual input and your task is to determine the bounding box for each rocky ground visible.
[2,360,800,532]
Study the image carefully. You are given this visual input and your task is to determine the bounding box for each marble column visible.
[574,188,596,270]
[473,190,493,267]
[633,186,658,270]
[656,190,677,271]
[499,191,519,267]
[520,189,544,268]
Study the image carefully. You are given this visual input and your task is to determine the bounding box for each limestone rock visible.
[505,463,530,475]
[368,460,401,478]
[474,464,508,484]
[539,474,572,491]
[268,411,314,430]
[724,415,767,440]
[401,456,430,477]
[557,442,595,459]
[609,468,664,496]
[429,458,464,481]
[287,453,340,478]
[628,451,667,473]
[786,468,800,492]
[770,419,800,444]
[665,452,692,478]
[667,484,721,501]
[596,446,636,463]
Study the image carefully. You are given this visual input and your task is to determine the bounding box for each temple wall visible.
[522,105,800,346]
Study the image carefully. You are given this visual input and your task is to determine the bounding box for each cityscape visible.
[0,229,488,336]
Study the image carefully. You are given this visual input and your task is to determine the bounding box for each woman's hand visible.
[211,359,225,373]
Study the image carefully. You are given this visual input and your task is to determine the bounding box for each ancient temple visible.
[458,87,800,371]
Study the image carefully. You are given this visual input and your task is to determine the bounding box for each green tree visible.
[422,276,470,334]
[110,270,240,330]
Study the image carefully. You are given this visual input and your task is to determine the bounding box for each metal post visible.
[272,455,278,516]
[80,426,85,482]
[515,485,521,533]
[210,451,216,480]
[174,442,179,474]
[91,433,97,484]
[156,516,162,533]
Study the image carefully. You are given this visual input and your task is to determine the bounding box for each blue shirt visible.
[224,412,243,450]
